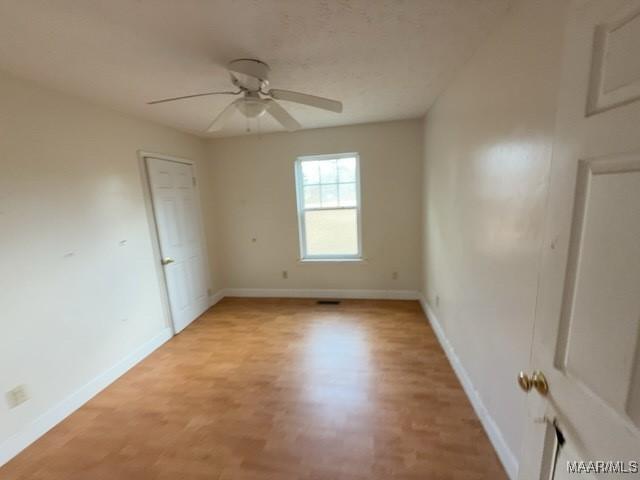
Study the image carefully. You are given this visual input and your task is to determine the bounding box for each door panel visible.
[146,157,210,333]
[559,158,640,414]
[182,195,197,243]
[587,7,640,114]
[519,1,640,478]
[168,260,190,312]
[160,197,182,247]
[189,254,208,302]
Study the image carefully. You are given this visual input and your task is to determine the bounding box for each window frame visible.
[294,152,363,261]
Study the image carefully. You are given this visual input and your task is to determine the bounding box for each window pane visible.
[319,159,338,183]
[304,185,321,208]
[305,209,358,256]
[302,161,320,185]
[338,182,356,207]
[337,157,356,183]
[320,184,338,207]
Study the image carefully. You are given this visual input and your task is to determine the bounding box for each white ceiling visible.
[0,0,511,138]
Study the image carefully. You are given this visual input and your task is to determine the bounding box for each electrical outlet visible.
[282,270,288,279]
[6,385,29,409]
[392,271,398,280]
[207,288,212,296]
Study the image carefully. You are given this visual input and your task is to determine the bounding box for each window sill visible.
[298,257,366,263]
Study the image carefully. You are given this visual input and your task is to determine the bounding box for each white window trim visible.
[294,152,363,261]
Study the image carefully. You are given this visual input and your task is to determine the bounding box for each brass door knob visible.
[161,257,175,266]
[518,371,549,396]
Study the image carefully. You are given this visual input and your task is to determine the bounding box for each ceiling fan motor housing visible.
[228,59,270,92]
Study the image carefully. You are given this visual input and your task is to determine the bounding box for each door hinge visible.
[192,176,196,187]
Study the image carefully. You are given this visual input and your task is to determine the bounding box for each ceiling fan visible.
[148,59,343,133]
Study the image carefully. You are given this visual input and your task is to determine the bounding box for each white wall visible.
[206,120,423,295]
[0,69,215,458]
[421,0,569,475]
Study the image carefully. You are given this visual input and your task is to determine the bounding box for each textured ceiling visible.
[0,0,512,137]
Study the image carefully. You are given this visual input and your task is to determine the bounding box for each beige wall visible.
[206,120,423,294]
[0,69,214,451]
[421,0,569,473]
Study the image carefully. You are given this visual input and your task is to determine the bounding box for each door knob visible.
[518,371,549,396]
[161,257,175,265]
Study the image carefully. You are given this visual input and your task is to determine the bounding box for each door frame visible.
[137,150,212,335]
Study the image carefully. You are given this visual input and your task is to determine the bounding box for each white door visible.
[146,157,210,333]
[518,1,640,478]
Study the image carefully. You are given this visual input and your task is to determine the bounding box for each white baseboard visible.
[208,289,225,307]
[0,327,173,467]
[222,288,420,300]
[418,295,518,479]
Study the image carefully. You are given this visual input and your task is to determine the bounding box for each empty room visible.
[1,0,639,479]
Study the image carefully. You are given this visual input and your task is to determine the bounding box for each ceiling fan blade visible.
[206,99,240,132]
[147,90,240,105]
[266,100,302,131]
[267,89,342,113]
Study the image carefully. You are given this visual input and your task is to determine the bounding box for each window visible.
[295,153,362,260]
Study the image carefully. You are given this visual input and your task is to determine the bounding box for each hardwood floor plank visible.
[0,298,507,479]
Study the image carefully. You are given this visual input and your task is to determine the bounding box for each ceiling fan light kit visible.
[148,58,343,133]
[235,96,268,118]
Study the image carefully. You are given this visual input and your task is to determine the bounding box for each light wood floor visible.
[1,298,507,479]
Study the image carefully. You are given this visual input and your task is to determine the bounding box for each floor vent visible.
[317,300,341,305]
